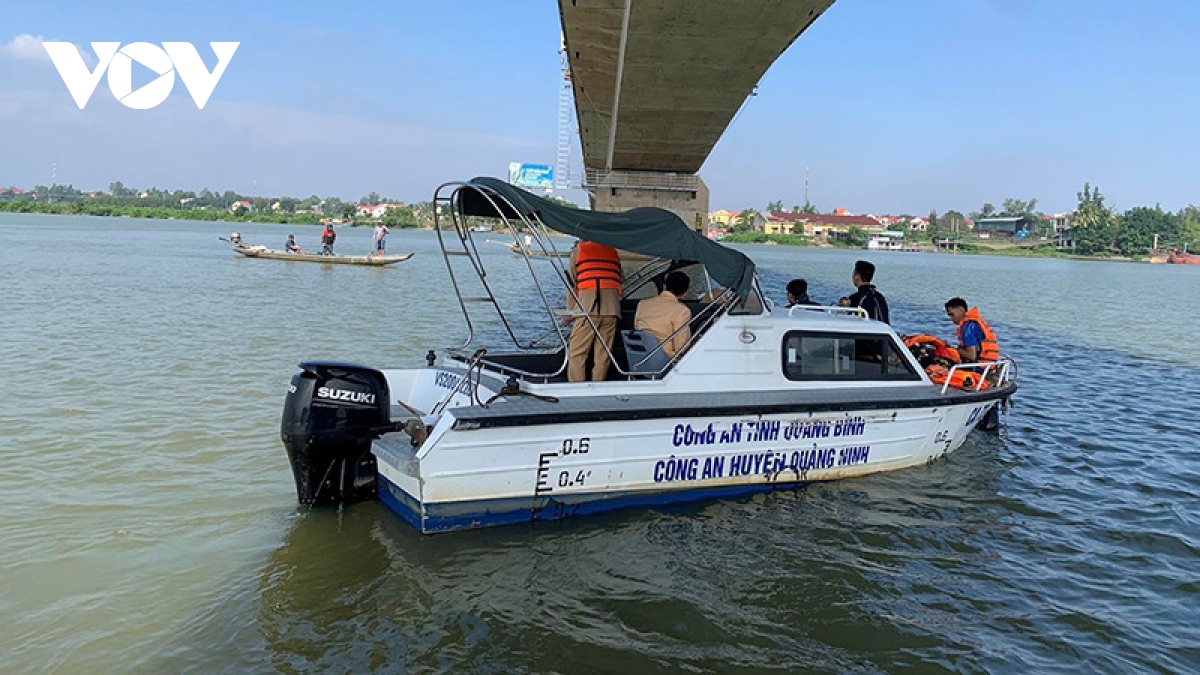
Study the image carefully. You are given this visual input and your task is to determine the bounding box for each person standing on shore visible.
[372,222,390,258]
[841,260,889,323]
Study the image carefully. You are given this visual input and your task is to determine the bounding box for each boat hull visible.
[372,388,1009,533]
[234,247,413,266]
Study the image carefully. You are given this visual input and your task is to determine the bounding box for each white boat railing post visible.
[787,305,868,319]
[939,357,1014,394]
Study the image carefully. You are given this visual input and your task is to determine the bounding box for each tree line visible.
[1068,184,1200,256]
[744,185,1200,256]
[0,181,433,228]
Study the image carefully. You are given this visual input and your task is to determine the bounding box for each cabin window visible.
[781,331,919,381]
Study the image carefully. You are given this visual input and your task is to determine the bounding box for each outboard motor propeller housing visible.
[281,361,390,505]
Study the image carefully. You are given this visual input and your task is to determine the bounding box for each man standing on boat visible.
[566,240,622,382]
[944,297,999,363]
[843,260,889,323]
[786,278,819,307]
[320,223,337,256]
[371,222,389,258]
[635,271,693,358]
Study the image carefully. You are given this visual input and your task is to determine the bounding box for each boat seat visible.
[622,330,671,378]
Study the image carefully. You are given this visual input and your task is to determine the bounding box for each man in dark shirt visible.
[786,278,818,307]
[843,260,889,324]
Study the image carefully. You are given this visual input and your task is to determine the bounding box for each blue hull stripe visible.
[377,477,811,534]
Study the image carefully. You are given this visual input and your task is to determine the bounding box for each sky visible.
[2,0,1199,215]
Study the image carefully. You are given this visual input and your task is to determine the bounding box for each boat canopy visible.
[458,177,757,300]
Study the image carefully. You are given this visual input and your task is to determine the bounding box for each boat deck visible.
[444,382,1017,429]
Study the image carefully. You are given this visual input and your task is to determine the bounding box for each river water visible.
[1,214,1196,673]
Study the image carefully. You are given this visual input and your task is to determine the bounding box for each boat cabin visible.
[430,178,928,397]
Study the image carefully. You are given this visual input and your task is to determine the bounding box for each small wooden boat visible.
[1167,250,1200,265]
[233,246,413,266]
[507,242,572,258]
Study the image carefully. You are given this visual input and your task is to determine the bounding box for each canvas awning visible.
[457,177,756,299]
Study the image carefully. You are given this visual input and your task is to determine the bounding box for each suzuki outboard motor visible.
[281,361,390,505]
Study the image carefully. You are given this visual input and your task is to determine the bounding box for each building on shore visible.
[765,211,884,240]
[867,231,910,250]
[1042,212,1075,248]
[974,216,1036,239]
[709,210,740,228]
[356,203,407,219]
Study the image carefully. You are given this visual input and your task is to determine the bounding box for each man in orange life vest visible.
[944,297,999,363]
[566,240,623,382]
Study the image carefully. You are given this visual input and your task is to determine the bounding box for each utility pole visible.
[804,166,810,206]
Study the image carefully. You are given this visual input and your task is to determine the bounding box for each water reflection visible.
[257,437,1018,674]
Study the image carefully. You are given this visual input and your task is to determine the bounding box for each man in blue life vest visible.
[566,240,623,382]
[944,297,999,363]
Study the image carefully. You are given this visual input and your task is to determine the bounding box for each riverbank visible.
[0,200,427,228]
[723,232,1153,263]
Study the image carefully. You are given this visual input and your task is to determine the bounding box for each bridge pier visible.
[588,170,709,233]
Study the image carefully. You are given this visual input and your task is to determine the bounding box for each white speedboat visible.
[281,178,1016,533]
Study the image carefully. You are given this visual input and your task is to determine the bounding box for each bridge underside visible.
[560,0,835,181]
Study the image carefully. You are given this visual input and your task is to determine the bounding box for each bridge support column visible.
[588,170,709,233]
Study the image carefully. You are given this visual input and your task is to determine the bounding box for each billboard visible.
[508,163,554,189]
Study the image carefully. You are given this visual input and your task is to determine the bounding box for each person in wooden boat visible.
[634,270,693,358]
[565,239,622,382]
[285,234,301,253]
[785,278,819,307]
[841,260,890,324]
[371,223,389,258]
[230,232,243,246]
[320,223,336,255]
[944,297,999,364]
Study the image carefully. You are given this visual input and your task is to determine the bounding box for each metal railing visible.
[939,357,1016,394]
[584,169,702,192]
[787,305,868,319]
[432,179,744,383]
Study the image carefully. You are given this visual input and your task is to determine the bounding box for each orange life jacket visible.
[957,308,999,362]
[903,334,961,365]
[926,364,990,391]
[574,241,622,293]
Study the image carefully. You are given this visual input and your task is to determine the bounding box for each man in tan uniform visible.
[634,271,693,358]
[566,240,623,382]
